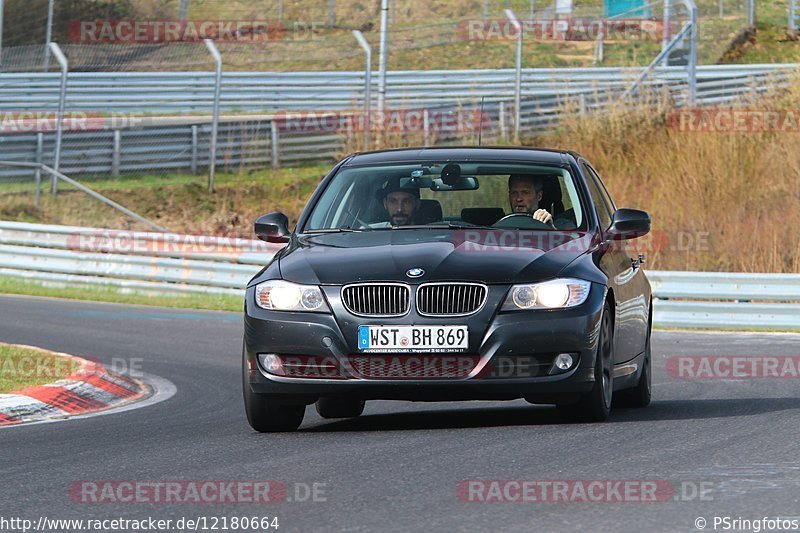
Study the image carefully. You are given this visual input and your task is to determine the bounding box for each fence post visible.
[34,133,43,208]
[593,27,604,65]
[378,0,389,115]
[112,130,121,177]
[0,0,4,67]
[499,101,507,139]
[352,30,372,152]
[423,109,430,146]
[179,0,188,19]
[748,0,756,27]
[49,42,68,195]
[43,0,54,69]
[270,120,280,169]
[685,0,697,106]
[204,39,222,193]
[329,0,335,28]
[504,8,522,143]
[191,125,198,174]
[790,0,797,34]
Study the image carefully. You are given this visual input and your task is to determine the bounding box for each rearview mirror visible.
[399,176,434,188]
[607,208,650,240]
[255,212,290,243]
[430,177,479,191]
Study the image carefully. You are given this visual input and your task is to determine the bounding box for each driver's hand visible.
[532,209,553,225]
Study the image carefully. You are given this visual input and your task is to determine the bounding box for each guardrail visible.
[1,221,798,331]
[2,63,797,180]
[649,271,800,330]
[1,65,795,113]
[0,221,280,295]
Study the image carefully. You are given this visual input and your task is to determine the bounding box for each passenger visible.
[508,174,576,230]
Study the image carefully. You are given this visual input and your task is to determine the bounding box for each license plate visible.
[358,325,468,353]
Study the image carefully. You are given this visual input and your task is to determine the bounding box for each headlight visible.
[502,279,591,310]
[255,280,330,312]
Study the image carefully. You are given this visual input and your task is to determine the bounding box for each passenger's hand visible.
[532,209,553,225]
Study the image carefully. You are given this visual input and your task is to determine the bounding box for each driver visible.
[374,177,420,227]
[509,174,554,224]
[508,174,576,230]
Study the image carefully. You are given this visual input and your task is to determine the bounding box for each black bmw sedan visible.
[243,147,653,431]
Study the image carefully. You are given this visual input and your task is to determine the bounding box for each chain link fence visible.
[1,0,755,71]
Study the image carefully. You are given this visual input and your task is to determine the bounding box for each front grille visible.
[341,283,410,316]
[345,354,481,379]
[416,283,488,316]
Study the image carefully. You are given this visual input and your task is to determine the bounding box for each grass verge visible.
[0,343,80,393]
[0,276,242,313]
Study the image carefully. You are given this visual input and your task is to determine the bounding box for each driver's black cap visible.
[378,176,421,199]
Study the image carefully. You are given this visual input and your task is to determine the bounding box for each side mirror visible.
[607,208,650,240]
[255,212,290,243]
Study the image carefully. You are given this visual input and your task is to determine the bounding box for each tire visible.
[616,321,652,408]
[558,300,614,422]
[315,397,366,419]
[242,350,305,432]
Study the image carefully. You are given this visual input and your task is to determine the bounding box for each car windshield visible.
[303,161,586,232]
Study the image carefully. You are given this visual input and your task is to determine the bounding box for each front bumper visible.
[243,283,605,404]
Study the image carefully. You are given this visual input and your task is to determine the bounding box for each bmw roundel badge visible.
[406,268,425,278]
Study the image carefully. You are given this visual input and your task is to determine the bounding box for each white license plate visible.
[358,325,468,353]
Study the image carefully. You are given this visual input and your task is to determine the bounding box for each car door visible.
[581,161,648,364]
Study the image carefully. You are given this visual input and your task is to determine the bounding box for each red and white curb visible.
[0,344,154,426]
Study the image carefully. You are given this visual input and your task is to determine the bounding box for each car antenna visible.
[477,96,485,146]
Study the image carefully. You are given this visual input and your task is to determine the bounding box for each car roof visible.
[342,146,582,166]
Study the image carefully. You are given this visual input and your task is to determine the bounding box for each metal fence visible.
[0,0,766,190]
[1,64,796,181]
[0,117,345,180]
[2,221,798,331]
[649,271,800,330]
[5,64,794,114]
[0,0,748,68]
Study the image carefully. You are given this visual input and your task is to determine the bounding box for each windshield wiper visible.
[304,227,361,234]
[391,222,487,230]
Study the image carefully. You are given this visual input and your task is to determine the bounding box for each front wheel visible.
[558,300,614,422]
[243,351,305,432]
[616,321,652,408]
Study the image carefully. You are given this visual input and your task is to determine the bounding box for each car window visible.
[302,162,587,232]
[585,163,617,214]
[581,162,613,230]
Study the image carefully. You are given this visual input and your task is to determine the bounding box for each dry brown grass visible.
[533,77,800,272]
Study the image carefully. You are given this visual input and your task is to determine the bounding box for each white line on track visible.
[0,372,176,429]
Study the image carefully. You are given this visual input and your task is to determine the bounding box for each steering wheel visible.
[492,213,552,229]
[344,207,370,229]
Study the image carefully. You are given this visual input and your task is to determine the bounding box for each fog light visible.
[551,353,575,374]
[258,353,285,375]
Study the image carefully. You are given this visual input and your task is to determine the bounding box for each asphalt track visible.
[2,294,800,532]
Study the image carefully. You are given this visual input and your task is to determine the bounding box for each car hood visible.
[277,229,596,285]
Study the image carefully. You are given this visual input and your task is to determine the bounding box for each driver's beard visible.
[391,214,412,225]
